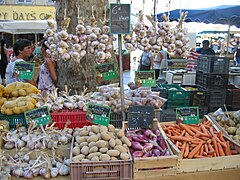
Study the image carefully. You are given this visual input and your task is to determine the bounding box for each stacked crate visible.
[196,55,229,112]
[158,84,190,122]
[226,85,240,111]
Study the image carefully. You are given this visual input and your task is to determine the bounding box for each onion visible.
[132,151,144,158]
[131,141,144,151]
[23,170,34,179]
[143,142,153,152]
[152,149,161,156]
[142,129,156,137]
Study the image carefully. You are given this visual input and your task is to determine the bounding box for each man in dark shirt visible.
[196,40,215,55]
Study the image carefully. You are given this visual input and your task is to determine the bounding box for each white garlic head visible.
[102,25,110,34]
[46,29,54,36]
[141,38,149,47]
[98,43,106,51]
[59,40,69,49]
[97,51,106,60]
[72,35,79,43]
[73,44,81,51]
[93,27,102,35]
[49,44,57,51]
[48,37,55,44]
[76,24,86,34]
[62,53,71,61]
[58,30,69,40]
[88,33,98,41]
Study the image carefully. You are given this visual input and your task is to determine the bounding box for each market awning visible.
[156,5,240,28]
[0,20,56,34]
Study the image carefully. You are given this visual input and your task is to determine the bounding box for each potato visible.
[86,126,92,132]
[108,124,115,132]
[117,130,125,138]
[121,137,131,147]
[72,146,81,156]
[114,145,128,153]
[72,154,85,162]
[18,89,27,96]
[107,150,120,157]
[81,146,90,155]
[89,146,98,154]
[91,125,100,134]
[99,147,108,153]
[227,127,237,135]
[115,139,122,146]
[76,136,87,144]
[99,154,110,161]
[88,142,96,148]
[120,152,130,160]
[100,126,108,133]
[109,138,116,148]
[110,157,118,160]
[87,135,99,143]
[81,159,90,162]
[79,142,88,148]
[87,152,102,159]
[89,132,96,136]
[96,140,108,148]
[101,132,111,141]
[80,130,89,136]
[91,156,99,161]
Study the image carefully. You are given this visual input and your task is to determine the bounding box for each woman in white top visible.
[8,39,36,86]
[154,48,168,79]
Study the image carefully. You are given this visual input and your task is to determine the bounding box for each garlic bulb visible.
[51,168,59,178]
[58,30,68,40]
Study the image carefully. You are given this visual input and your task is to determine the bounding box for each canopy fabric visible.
[156,5,240,28]
[0,20,56,34]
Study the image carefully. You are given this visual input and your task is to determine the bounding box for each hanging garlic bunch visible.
[172,12,190,58]
[157,13,175,52]
[86,6,114,64]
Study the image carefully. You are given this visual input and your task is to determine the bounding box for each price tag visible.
[86,104,111,126]
[128,105,154,128]
[24,106,52,127]
[176,107,199,124]
[110,4,131,34]
[95,63,117,81]
[135,70,156,87]
[14,61,35,80]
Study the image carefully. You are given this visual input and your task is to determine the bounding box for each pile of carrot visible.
[162,120,238,159]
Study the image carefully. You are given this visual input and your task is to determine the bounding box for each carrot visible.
[209,127,215,136]
[213,153,217,157]
[231,150,238,155]
[188,142,202,159]
[203,152,208,156]
[225,141,232,156]
[207,155,213,158]
[208,144,215,154]
[180,130,186,136]
[176,141,180,148]
[190,127,209,137]
[181,142,187,155]
[214,136,227,148]
[194,155,205,158]
[204,144,209,154]
[199,136,209,141]
[170,136,193,142]
[172,131,181,136]
[205,121,212,126]
[217,142,225,156]
[183,143,189,158]
[190,143,197,148]
[212,137,219,156]
[179,123,195,136]
[217,131,225,142]
[200,124,209,135]
[199,145,204,156]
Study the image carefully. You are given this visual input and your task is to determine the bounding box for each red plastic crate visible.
[50,110,92,129]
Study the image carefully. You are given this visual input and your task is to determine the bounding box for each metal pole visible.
[227,25,230,56]
[117,0,126,121]
[153,0,156,21]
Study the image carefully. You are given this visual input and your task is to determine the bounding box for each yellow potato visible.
[18,89,27,96]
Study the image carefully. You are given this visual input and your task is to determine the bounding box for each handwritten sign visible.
[14,61,35,80]
[24,106,52,127]
[86,104,111,126]
[176,107,199,124]
[128,105,154,128]
[135,70,156,87]
[95,63,117,81]
[110,4,131,34]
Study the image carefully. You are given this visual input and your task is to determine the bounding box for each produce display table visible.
[12,168,240,180]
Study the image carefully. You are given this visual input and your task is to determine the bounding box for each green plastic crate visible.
[159,84,190,108]
[0,113,27,129]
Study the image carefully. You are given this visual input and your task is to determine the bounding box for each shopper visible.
[8,39,36,86]
[38,39,57,93]
[139,47,153,71]
[234,44,240,66]
[0,40,10,86]
[196,40,215,55]
[154,47,169,79]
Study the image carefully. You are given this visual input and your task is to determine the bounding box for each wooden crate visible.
[159,117,240,173]
[122,119,179,179]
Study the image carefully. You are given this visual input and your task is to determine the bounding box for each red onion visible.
[143,129,156,137]
[132,151,144,158]
[131,141,144,151]
[153,129,160,136]
[143,142,153,152]
[152,149,161,156]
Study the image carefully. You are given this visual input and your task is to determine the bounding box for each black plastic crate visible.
[199,106,209,119]
[160,109,176,122]
[196,71,228,90]
[183,86,210,106]
[226,105,240,111]
[197,55,229,74]
[208,106,225,113]
[226,85,240,106]
[208,90,227,107]
[110,113,124,128]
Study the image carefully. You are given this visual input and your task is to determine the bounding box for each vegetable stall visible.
[0,1,240,180]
